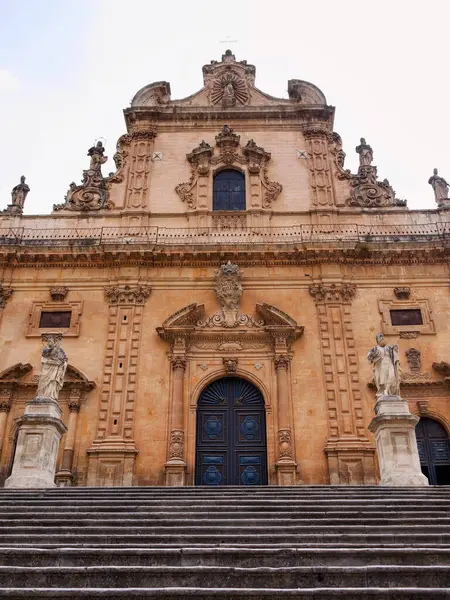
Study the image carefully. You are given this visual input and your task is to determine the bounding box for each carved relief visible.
[211,72,249,107]
[169,429,184,459]
[212,214,246,229]
[104,285,151,306]
[214,261,243,326]
[175,125,282,210]
[347,165,406,208]
[204,50,253,107]
[274,355,290,371]
[223,358,238,373]
[278,429,293,459]
[171,357,187,372]
[0,286,13,309]
[394,287,411,300]
[309,283,356,303]
[406,348,421,372]
[50,286,68,301]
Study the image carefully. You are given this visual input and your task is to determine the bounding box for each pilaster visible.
[309,282,376,484]
[124,130,157,212]
[87,284,151,486]
[302,124,335,208]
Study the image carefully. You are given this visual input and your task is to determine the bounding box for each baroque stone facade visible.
[0,51,450,487]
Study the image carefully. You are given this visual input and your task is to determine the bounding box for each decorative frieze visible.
[104,285,151,306]
[309,283,356,304]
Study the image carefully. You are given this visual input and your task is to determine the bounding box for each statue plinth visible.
[369,394,428,486]
[437,198,450,209]
[164,459,186,486]
[4,397,67,489]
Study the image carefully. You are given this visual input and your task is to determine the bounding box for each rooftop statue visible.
[428,168,449,205]
[88,141,108,175]
[355,138,373,166]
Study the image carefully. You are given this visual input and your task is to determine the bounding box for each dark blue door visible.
[416,417,450,485]
[213,170,246,211]
[195,377,268,486]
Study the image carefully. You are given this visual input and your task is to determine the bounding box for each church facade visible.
[0,51,450,487]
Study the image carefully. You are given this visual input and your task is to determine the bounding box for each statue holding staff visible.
[367,333,400,397]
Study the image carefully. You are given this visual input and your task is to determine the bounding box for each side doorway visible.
[416,417,450,485]
[195,377,268,486]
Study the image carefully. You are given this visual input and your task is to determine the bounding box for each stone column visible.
[165,356,187,486]
[55,389,81,486]
[369,395,428,486]
[274,354,297,485]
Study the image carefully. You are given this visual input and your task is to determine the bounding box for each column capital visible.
[309,282,356,304]
[104,284,151,306]
[171,356,187,372]
[274,355,290,371]
[301,123,332,139]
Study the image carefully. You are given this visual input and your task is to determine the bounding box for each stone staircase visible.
[0,486,449,598]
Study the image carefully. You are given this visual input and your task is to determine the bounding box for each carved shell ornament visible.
[211,73,249,106]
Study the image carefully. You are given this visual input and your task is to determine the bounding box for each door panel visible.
[416,417,450,485]
[195,377,267,486]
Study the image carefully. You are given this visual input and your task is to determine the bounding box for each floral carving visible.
[309,283,356,303]
[104,285,151,305]
[0,286,13,309]
[169,429,184,458]
[394,287,411,300]
[278,429,293,459]
[400,331,419,339]
[50,286,68,301]
[261,167,283,208]
[175,172,197,209]
[406,348,421,372]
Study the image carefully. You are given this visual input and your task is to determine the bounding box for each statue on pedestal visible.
[367,333,400,397]
[428,168,449,204]
[36,333,68,402]
[88,141,108,175]
[2,176,30,216]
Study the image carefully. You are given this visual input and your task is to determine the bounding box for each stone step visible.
[2,524,449,534]
[0,506,450,523]
[0,587,447,599]
[3,517,450,527]
[1,546,449,567]
[1,533,449,545]
[0,565,448,589]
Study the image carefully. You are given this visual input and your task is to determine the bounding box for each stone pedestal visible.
[369,395,428,486]
[5,398,67,489]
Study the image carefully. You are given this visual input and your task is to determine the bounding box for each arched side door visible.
[416,417,450,485]
[195,377,268,486]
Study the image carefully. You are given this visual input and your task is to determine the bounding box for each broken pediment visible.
[0,363,32,381]
[130,50,327,109]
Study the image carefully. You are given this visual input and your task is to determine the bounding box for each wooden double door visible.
[195,377,268,486]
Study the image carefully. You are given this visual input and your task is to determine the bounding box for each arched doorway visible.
[213,170,246,211]
[416,417,450,485]
[195,377,268,486]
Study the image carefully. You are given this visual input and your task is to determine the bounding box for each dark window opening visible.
[39,311,71,328]
[213,170,246,211]
[390,309,423,327]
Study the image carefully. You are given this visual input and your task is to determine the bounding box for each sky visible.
[1,0,449,214]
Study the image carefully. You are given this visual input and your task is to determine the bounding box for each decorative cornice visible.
[309,283,356,304]
[104,285,151,306]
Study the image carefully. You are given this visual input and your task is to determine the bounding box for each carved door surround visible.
[157,301,304,486]
[309,282,376,485]
[175,125,282,228]
[0,363,94,487]
[87,284,151,487]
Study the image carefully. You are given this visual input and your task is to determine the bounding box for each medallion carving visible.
[278,429,293,459]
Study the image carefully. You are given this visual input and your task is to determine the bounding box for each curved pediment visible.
[130,51,327,110]
[0,363,32,381]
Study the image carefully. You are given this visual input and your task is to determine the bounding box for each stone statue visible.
[87,141,108,174]
[36,334,68,402]
[222,80,236,108]
[428,168,449,202]
[11,176,30,210]
[214,261,243,327]
[355,138,373,166]
[367,333,400,397]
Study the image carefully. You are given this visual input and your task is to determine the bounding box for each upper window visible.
[213,170,245,211]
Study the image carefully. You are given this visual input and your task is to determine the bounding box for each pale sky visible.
[1,0,449,214]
